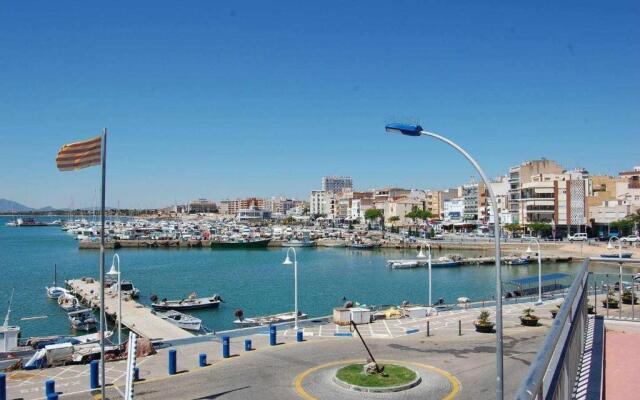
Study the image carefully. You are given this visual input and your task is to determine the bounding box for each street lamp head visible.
[107,263,118,276]
[607,242,614,250]
[525,245,533,254]
[385,123,423,137]
[417,248,426,259]
[282,255,293,265]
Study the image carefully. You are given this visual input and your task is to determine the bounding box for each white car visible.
[621,235,639,243]
[568,233,588,242]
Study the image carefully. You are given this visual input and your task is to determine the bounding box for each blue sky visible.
[1,1,639,208]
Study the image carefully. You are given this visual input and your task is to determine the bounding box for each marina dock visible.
[387,255,573,268]
[66,278,193,341]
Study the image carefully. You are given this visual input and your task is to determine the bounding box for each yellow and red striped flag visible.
[56,135,102,171]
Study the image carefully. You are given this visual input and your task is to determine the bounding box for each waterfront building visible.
[462,183,480,223]
[519,171,589,235]
[310,190,335,218]
[187,199,218,214]
[589,200,633,231]
[322,176,353,193]
[508,159,564,224]
[237,207,272,223]
[616,166,640,206]
[383,197,424,227]
[425,189,457,220]
[443,197,464,223]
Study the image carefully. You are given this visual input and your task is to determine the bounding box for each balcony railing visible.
[515,257,640,400]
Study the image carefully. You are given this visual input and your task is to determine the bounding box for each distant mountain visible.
[0,199,34,212]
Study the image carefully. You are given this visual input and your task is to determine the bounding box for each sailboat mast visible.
[3,288,14,328]
[54,263,57,287]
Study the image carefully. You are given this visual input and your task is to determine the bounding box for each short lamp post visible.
[417,243,432,307]
[107,253,121,345]
[283,247,299,331]
[385,123,504,400]
[608,237,623,316]
[525,239,544,305]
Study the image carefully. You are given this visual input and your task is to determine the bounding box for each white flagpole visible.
[99,128,107,399]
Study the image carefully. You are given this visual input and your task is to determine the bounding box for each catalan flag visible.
[56,135,103,171]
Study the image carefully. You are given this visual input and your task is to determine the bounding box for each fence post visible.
[45,379,55,397]
[269,325,277,346]
[168,349,177,375]
[0,373,5,400]
[222,336,230,358]
[90,360,99,389]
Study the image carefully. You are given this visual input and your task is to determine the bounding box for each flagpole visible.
[99,128,107,399]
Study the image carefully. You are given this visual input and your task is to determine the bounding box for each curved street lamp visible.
[385,123,504,399]
[416,243,433,307]
[283,247,300,331]
[107,253,121,344]
[525,238,544,305]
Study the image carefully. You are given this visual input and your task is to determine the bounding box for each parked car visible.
[621,235,640,243]
[432,233,444,240]
[567,233,588,242]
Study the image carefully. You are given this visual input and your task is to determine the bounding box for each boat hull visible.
[152,300,221,311]
[211,239,271,249]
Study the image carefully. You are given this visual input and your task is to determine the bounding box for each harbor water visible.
[1,216,586,338]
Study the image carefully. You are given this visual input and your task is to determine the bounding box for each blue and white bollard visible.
[0,373,6,400]
[133,367,140,382]
[269,325,277,346]
[222,336,230,358]
[90,360,99,389]
[168,349,177,375]
[297,330,303,342]
[199,353,207,367]
[45,379,55,397]
[244,339,252,351]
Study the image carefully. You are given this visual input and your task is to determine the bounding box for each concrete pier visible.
[66,278,193,341]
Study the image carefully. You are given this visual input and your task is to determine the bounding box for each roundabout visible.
[295,359,460,399]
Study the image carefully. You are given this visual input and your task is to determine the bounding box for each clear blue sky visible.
[1,1,638,208]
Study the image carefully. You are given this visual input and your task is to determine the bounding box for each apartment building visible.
[187,199,218,214]
[322,176,353,193]
[509,159,564,223]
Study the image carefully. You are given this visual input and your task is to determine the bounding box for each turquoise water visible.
[1,216,582,338]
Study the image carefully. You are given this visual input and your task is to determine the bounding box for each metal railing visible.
[515,257,640,400]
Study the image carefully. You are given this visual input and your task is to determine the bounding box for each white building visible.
[237,208,272,223]
[322,176,353,193]
[444,198,464,222]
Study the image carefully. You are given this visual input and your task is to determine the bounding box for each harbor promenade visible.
[66,279,192,341]
[4,299,559,399]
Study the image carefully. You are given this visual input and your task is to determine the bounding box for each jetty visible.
[66,278,192,341]
[387,255,573,268]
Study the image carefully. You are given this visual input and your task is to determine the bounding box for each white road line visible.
[382,320,393,337]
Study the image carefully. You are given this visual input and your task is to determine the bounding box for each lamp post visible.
[608,237,623,316]
[282,247,299,331]
[417,243,432,307]
[525,238,543,305]
[107,253,121,345]
[385,123,504,399]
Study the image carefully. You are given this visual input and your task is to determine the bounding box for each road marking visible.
[382,320,393,337]
[293,358,460,400]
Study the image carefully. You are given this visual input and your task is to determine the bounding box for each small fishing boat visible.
[388,260,423,269]
[108,280,140,298]
[68,309,97,331]
[233,310,308,327]
[281,238,316,247]
[211,238,271,249]
[600,253,633,259]
[508,257,531,266]
[150,292,223,311]
[153,310,202,332]
[46,264,67,299]
[431,257,461,267]
[348,242,375,249]
[58,293,80,311]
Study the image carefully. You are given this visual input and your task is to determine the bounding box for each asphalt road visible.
[66,327,547,400]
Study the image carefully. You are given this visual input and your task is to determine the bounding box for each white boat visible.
[58,292,80,311]
[281,239,316,247]
[109,280,140,298]
[233,310,308,327]
[68,309,97,331]
[46,264,67,299]
[153,310,202,332]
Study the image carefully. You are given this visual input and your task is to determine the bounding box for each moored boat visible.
[58,292,80,311]
[600,253,633,259]
[431,257,461,267]
[281,238,315,247]
[46,264,67,299]
[233,310,308,327]
[68,309,97,331]
[150,292,223,311]
[211,238,271,249]
[153,310,202,331]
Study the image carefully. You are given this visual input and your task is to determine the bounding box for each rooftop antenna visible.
[3,288,15,328]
